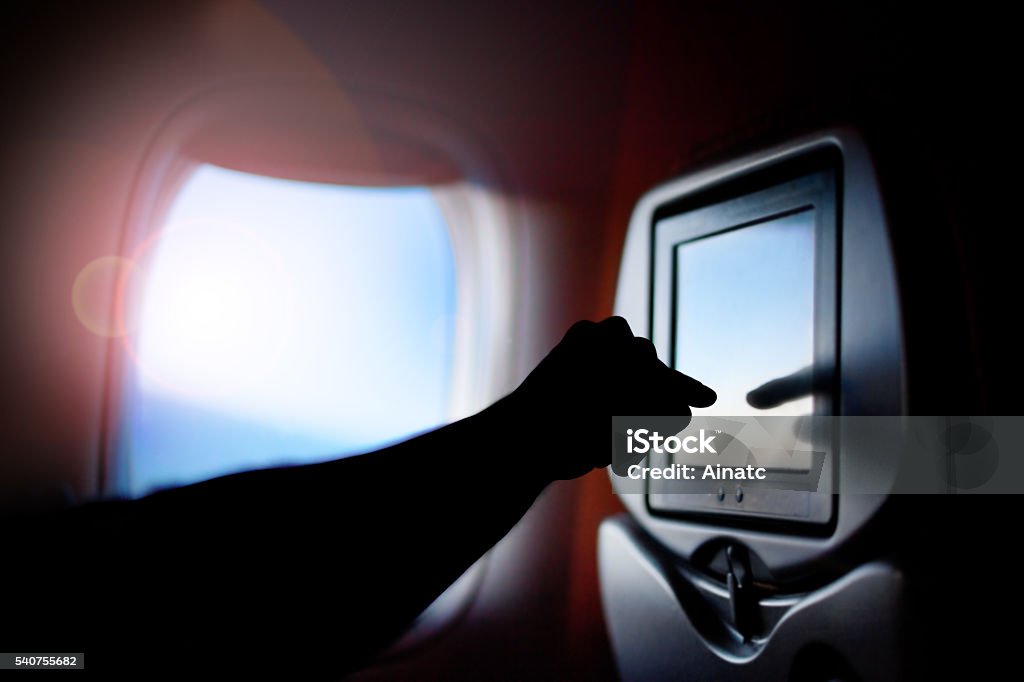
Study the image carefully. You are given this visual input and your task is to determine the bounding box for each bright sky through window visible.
[120,165,456,496]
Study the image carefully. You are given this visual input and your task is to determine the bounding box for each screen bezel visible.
[648,154,839,529]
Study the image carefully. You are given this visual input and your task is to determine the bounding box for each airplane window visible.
[117,164,456,496]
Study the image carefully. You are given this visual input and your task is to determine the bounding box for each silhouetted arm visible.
[3,317,715,674]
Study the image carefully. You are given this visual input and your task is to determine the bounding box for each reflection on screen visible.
[670,211,815,470]
[673,210,815,416]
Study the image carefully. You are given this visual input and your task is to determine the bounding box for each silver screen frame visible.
[648,166,838,526]
[610,129,905,576]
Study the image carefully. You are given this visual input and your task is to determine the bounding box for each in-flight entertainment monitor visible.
[647,156,838,526]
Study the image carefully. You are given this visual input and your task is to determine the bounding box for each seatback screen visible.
[671,211,816,474]
[673,210,815,418]
[648,165,837,525]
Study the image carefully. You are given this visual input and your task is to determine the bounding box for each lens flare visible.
[71,255,137,338]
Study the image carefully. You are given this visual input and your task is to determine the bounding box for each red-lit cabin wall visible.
[0,2,1015,681]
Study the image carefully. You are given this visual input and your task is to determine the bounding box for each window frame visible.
[99,77,520,653]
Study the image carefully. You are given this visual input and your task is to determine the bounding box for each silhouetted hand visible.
[1,315,713,674]
[502,316,716,482]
